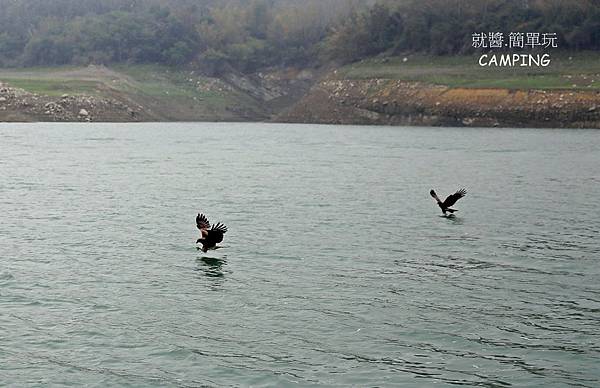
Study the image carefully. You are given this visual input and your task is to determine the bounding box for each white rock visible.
[79,109,89,116]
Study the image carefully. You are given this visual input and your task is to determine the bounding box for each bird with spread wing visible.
[196,213,228,252]
[430,188,467,215]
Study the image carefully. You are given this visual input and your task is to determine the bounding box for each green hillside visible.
[337,52,600,90]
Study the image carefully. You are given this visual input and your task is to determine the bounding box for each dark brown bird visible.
[196,213,227,252]
[430,188,467,215]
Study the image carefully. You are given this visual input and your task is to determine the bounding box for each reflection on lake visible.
[197,256,228,278]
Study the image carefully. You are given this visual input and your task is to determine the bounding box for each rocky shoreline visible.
[278,78,600,128]
[0,82,142,122]
[2,75,599,128]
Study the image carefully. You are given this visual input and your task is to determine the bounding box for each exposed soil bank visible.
[278,79,600,128]
[2,68,599,128]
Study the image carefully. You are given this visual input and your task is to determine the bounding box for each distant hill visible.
[1,1,599,127]
[0,0,598,72]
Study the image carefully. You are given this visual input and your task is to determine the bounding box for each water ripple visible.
[1,123,599,386]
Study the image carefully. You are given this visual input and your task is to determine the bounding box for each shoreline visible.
[277,79,600,129]
[2,65,599,129]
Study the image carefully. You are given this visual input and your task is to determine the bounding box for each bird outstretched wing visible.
[443,189,467,207]
[209,222,228,243]
[211,222,227,234]
[196,213,210,230]
[430,189,442,204]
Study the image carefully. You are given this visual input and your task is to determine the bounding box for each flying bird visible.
[196,213,228,252]
[430,188,467,215]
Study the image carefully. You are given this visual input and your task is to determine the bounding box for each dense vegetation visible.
[0,0,598,73]
[326,0,600,63]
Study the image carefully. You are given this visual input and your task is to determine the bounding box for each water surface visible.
[1,123,599,386]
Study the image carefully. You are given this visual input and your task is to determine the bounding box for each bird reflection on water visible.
[195,255,228,278]
[439,214,465,225]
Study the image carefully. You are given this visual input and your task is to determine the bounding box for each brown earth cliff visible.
[278,78,600,128]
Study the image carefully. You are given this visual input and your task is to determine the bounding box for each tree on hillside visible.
[0,0,597,70]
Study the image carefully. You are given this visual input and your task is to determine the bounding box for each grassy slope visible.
[0,78,101,96]
[337,52,600,90]
[1,52,598,122]
[0,64,266,120]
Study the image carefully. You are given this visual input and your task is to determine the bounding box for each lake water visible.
[1,122,599,387]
